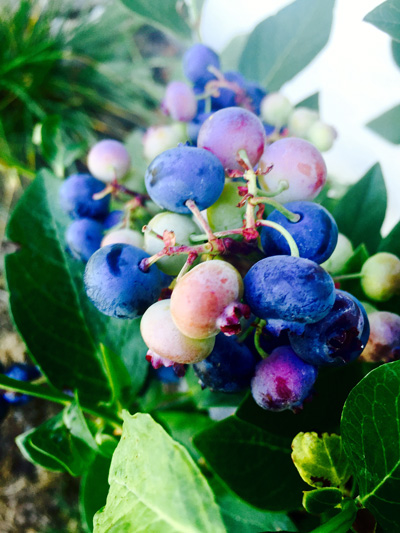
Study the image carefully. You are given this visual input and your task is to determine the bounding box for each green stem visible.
[257,220,300,257]
[254,320,269,359]
[0,375,122,428]
[333,273,363,281]
[251,196,300,222]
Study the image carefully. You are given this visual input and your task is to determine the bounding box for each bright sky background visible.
[200,0,400,235]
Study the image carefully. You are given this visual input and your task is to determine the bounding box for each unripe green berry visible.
[260,93,293,128]
[207,182,245,235]
[142,123,186,161]
[288,107,318,138]
[307,121,337,152]
[321,233,353,274]
[361,252,400,301]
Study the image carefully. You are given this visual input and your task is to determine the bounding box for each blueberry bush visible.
[2,0,400,531]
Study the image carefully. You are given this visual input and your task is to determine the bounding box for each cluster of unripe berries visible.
[57,43,400,413]
[143,43,336,162]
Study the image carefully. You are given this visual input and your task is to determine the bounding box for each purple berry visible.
[144,145,225,214]
[183,44,220,86]
[193,334,257,393]
[84,244,163,319]
[289,290,370,366]
[198,107,266,170]
[244,81,267,115]
[87,139,131,183]
[103,210,124,230]
[59,173,110,220]
[66,218,103,262]
[244,256,335,323]
[261,201,338,264]
[251,346,317,412]
[360,311,400,363]
[163,81,197,122]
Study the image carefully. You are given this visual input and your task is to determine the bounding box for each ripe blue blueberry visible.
[261,201,338,264]
[244,256,335,323]
[193,333,257,393]
[144,145,225,214]
[244,81,267,115]
[66,218,103,262]
[84,244,163,319]
[288,290,370,366]
[183,44,220,86]
[2,363,41,405]
[211,71,246,109]
[59,173,110,220]
[103,210,124,230]
[251,346,317,411]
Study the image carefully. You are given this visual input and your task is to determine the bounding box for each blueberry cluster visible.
[144,43,336,160]
[57,44,400,413]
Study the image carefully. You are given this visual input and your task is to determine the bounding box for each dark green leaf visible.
[80,454,111,533]
[186,366,246,409]
[292,433,351,489]
[296,92,319,111]
[120,0,191,39]
[366,104,400,144]
[341,361,400,531]
[194,416,308,511]
[379,220,400,256]
[5,171,148,405]
[98,344,132,408]
[93,412,226,532]
[335,244,370,302]
[333,164,386,254]
[211,478,297,532]
[16,402,98,476]
[39,115,64,175]
[239,0,335,90]
[302,488,342,515]
[309,499,357,532]
[364,0,400,41]
[156,410,214,461]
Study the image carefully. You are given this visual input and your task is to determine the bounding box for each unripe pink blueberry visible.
[163,81,197,122]
[258,137,327,203]
[361,252,400,301]
[197,107,266,171]
[170,260,244,339]
[140,300,215,364]
[101,228,144,249]
[360,311,400,363]
[87,139,131,183]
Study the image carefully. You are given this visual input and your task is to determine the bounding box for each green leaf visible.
[341,361,400,531]
[120,0,191,39]
[366,104,400,144]
[239,0,335,90]
[220,34,248,71]
[379,219,400,256]
[392,39,400,67]
[296,92,319,111]
[156,410,214,461]
[211,478,297,532]
[364,0,400,42]
[16,402,98,476]
[291,433,352,490]
[302,488,343,515]
[99,344,132,408]
[80,454,111,533]
[93,412,226,533]
[309,499,357,533]
[333,164,386,254]
[194,416,308,511]
[39,115,65,175]
[341,244,370,274]
[5,171,148,406]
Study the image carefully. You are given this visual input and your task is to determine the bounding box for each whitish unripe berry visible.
[321,233,354,275]
[87,140,131,183]
[361,252,400,301]
[260,93,293,128]
[142,124,186,162]
[307,121,337,152]
[101,228,144,249]
[288,107,318,138]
